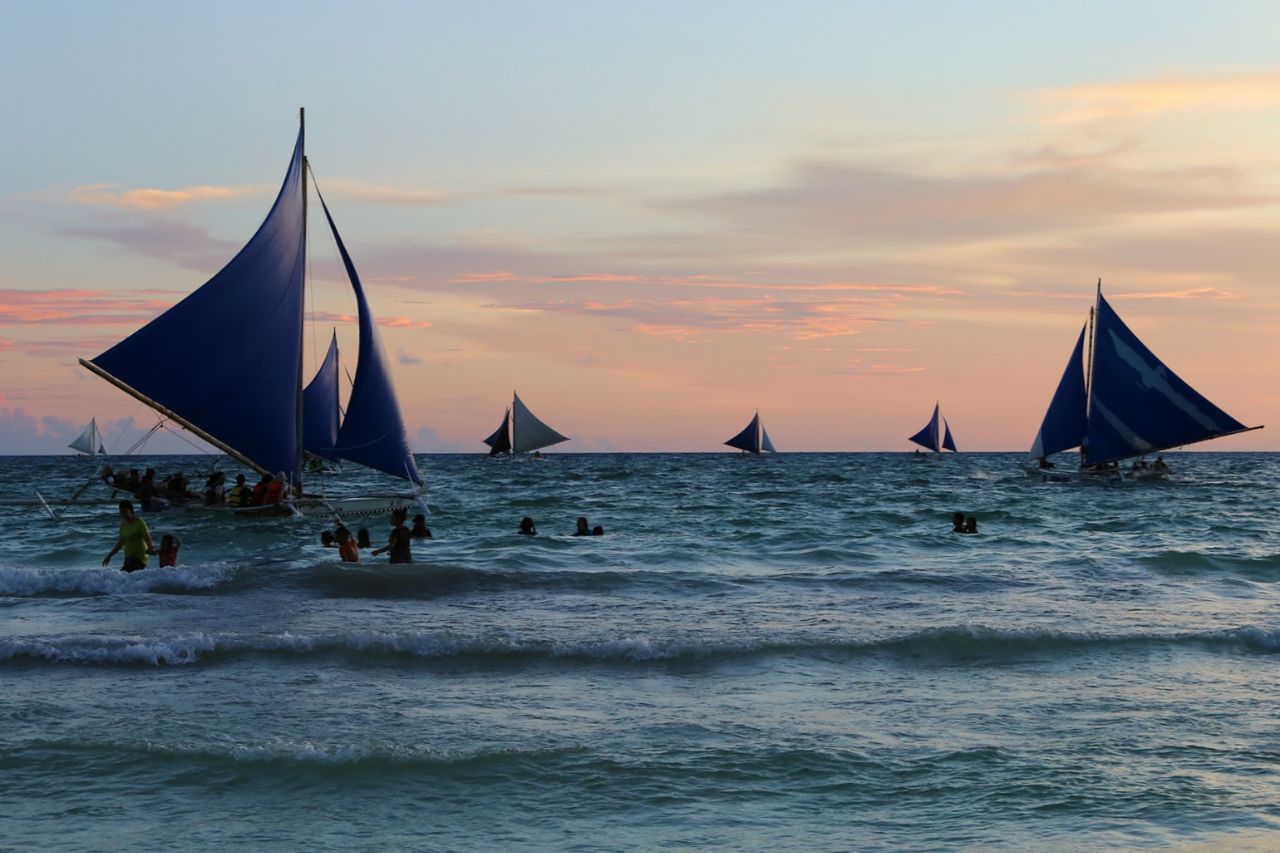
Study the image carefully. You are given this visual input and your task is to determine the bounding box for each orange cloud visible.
[1034,69,1280,125]
[0,288,175,324]
[69,183,262,209]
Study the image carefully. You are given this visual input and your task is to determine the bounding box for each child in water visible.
[335,526,360,563]
[157,534,181,567]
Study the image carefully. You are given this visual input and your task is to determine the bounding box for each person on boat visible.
[410,514,432,539]
[517,517,537,536]
[101,466,117,488]
[226,474,250,508]
[103,500,154,573]
[157,534,181,568]
[203,472,226,506]
[1036,456,1054,470]
[264,472,287,505]
[371,508,412,564]
[320,530,336,548]
[1154,456,1169,474]
[166,471,189,497]
[952,512,966,533]
[964,517,978,534]
[592,525,604,536]
[357,528,372,549]
[249,474,271,506]
[574,517,591,536]
[336,526,360,563]
[124,469,140,492]
[135,469,158,512]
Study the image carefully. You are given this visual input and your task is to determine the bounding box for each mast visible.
[510,391,517,454]
[1081,280,1099,465]
[296,107,307,492]
[756,412,762,455]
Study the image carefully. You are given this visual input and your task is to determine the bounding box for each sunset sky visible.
[1,1,1276,454]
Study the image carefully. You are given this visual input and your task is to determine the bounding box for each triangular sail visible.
[726,412,770,454]
[86,126,307,482]
[302,330,341,460]
[908,404,942,453]
[511,392,568,454]
[316,190,422,485]
[97,442,106,455]
[942,419,957,452]
[1029,324,1088,459]
[1085,293,1251,464]
[69,419,99,455]
[483,409,512,456]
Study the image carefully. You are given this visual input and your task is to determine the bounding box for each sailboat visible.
[68,419,106,456]
[1027,281,1262,481]
[79,110,423,518]
[483,392,569,456]
[724,412,776,455]
[908,403,957,455]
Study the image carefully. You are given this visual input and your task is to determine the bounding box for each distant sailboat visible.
[68,418,106,456]
[79,111,423,517]
[1028,281,1262,480]
[908,403,957,454]
[725,412,776,455]
[483,392,569,456]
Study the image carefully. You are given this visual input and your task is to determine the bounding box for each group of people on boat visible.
[101,465,298,511]
[517,516,605,537]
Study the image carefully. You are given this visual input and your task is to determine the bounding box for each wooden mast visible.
[296,107,307,493]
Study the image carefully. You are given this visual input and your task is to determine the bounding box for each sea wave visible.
[4,624,1278,668]
[0,564,252,597]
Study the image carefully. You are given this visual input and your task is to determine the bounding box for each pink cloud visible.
[69,183,263,209]
[0,289,177,325]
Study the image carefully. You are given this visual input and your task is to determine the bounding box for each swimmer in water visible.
[952,512,966,533]
[517,517,537,536]
[574,517,590,536]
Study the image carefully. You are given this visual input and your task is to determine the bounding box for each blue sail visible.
[908,404,942,452]
[302,330,341,460]
[1029,324,1088,459]
[1085,294,1250,464]
[942,419,957,452]
[725,413,764,453]
[483,409,512,456]
[89,127,306,481]
[761,426,777,453]
[315,192,422,486]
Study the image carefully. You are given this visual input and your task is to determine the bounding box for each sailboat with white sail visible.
[725,412,776,456]
[1027,281,1262,481]
[483,392,569,456]
[68,419,106,456]
[908,403,956,455]
[79,110,423,518]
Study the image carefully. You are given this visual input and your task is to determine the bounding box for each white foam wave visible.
[0,564,241,597]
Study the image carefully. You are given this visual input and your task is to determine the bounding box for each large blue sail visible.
[315,192,422,486]
[1029,324,1088,459]
[302,331,340,460]
[1085,294,1250,464]
[725,413,762,453]
[908,404,942,452]
[942,420,957,452]
[88,126,306,481]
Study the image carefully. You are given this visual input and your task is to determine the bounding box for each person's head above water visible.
[575,517,589,535]
[592,525,604,536]
[965,517,978,533]
[952,512,965,531]
[320,530,335,546]
[118,499,135,520]
[518,517,536,535]
[357,528,371,546]
[391,508,408,526]
[335,527,352,544]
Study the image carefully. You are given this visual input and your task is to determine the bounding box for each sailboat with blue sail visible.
[1028,281,1262,481]
[725,412,776,456]
[908,403,956,455]
[79,110,423,518]
[483,392,569,456]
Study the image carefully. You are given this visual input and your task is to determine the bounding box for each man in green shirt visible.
[103,500,155,573]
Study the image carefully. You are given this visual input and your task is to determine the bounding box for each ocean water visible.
[2,451,1279,851]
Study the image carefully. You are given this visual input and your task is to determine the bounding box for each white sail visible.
[511,392,569,454]
[68,419,100,456]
